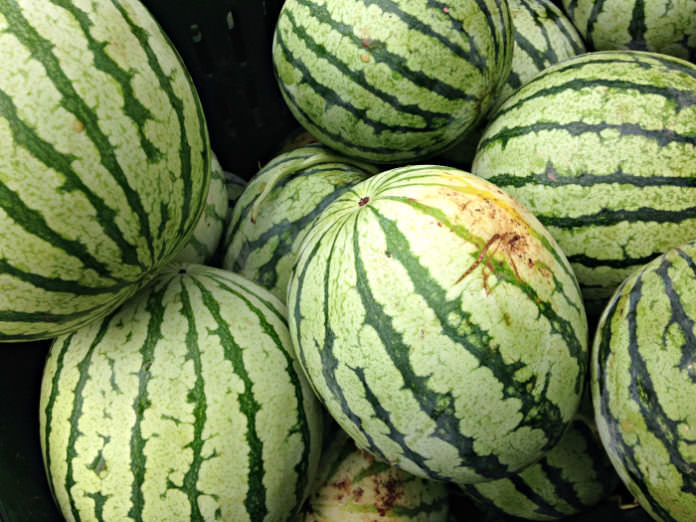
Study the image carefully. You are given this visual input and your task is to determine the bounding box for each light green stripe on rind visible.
[472,50,696,301]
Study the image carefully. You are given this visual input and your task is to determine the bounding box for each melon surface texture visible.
[472,50,696,306]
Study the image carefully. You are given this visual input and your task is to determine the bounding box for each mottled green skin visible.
[472,50,696,306]
[562,0,696,60]
[287,165,588,485]
[173,153,228,264]
[302,429,449,521]
[223,143,373,301]
[592,239,696,522]
[39,264,324,522]
[439,0,586,168]
[272,0,513,163]
[461,409,618,520]
[0,0,210,341]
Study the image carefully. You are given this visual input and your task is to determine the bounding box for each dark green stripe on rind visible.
[627,0,648,51]
[191,278,268,520]
[174,280,206,521]
[0,1,151,267]
[487,165,696,190]
[537,206,696,229]
[127,283,166,521]
[478,118,696,153]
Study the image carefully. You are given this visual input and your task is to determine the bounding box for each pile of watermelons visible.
[1,0,696,520]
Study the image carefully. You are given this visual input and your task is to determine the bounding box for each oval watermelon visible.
[272,0,513,163]
[39,264,324,521]
[0,0,210,341]
[592,238,696,521]
[287,164,588,485]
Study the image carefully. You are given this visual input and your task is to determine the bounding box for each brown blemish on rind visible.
[359,196,370,207]
[433,185,549,290]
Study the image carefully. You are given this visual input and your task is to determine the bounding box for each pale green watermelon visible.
[39,264,324,521]
[287,164,588,485]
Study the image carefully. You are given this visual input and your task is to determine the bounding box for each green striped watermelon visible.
[272,0,514,163]
[173,153,228,264]
[301,428,450,521]
[39,263,324,522]
[287,164,588,485]
[561,0,696,60]
[460,396,618,520]
[592,239,696,521]
[471,50,696,308]
[0,0,210,341]
[439,0,586,168]
[497,0,586,109]
[222,143,376,301]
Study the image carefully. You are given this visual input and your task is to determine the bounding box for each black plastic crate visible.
[140,0,300,179]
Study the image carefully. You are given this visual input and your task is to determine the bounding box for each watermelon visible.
[496,0,586,109]
[460,395,618,520]
[439,0,586,168]
[561,0,696,60]
[0,0,210,341]
[592,239,696,521]
[301,428,450,521]
[173,153,228,265]
[471,50,696,308]
[39,264,324,522]
[272,0,514,163]
[286,164,588,485]
[222,143,377,301]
